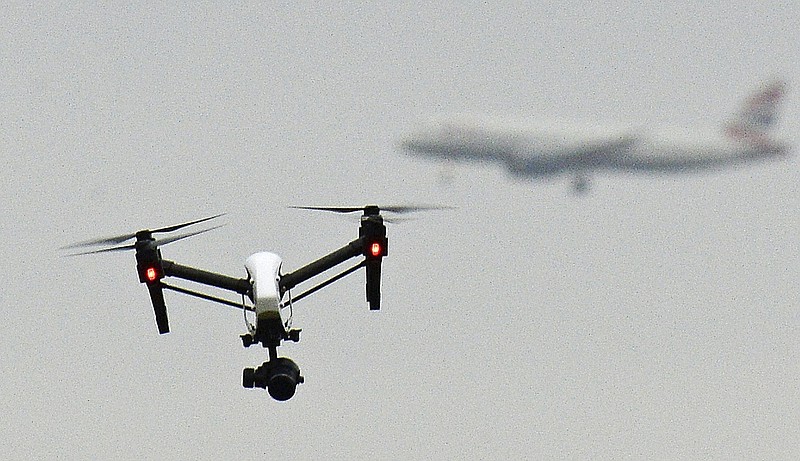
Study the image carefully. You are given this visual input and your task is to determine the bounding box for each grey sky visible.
[2,2,799,459]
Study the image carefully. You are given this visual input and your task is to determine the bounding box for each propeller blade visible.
[61,214,225,249]
[289,206,364,214]
[64,226,222,256]
[150,214,226,234]
[154,225,223,246]
[381,216,417,224]
[61,233,139,249]
[65,243,136,256]
[290,205,454,214]
[380,205,455,214]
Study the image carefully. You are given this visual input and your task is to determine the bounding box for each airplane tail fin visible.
[726,80,787,141]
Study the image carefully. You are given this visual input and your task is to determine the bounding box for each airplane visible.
[400,80,790,192]
[63,206,442,401]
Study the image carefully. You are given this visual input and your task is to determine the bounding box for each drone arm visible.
[279,237,365,293]
[161,260,251,295]
[160,282,253,311]
[287,261,365,305]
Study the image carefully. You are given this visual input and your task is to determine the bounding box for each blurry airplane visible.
[400,80,790,193]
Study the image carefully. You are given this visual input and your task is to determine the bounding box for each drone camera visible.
[266,358,304,401]
[243,357,304,401]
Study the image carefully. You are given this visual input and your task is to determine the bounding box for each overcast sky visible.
[2,2,799,459]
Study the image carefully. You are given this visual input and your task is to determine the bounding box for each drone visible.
[66,205,442,401]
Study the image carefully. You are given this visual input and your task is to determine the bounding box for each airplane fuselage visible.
[401,115,789,180]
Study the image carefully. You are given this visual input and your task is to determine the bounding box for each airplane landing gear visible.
[573,173,590,194]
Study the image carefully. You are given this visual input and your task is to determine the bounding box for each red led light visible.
[146,267,158,282]
[370,242,382,257]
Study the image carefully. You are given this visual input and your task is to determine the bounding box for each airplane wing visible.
[505,130,637,176]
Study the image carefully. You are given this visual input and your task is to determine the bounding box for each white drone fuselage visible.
[244,252,287,330]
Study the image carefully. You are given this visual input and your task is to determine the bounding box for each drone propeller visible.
[63,215,225,335]
[62,214,225,249]
[287,204,453,311]
[65,226,223,256]
[289,205,453,214]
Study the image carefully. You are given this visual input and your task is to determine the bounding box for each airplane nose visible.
[399,136,424,153]
[398,124,445,155]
